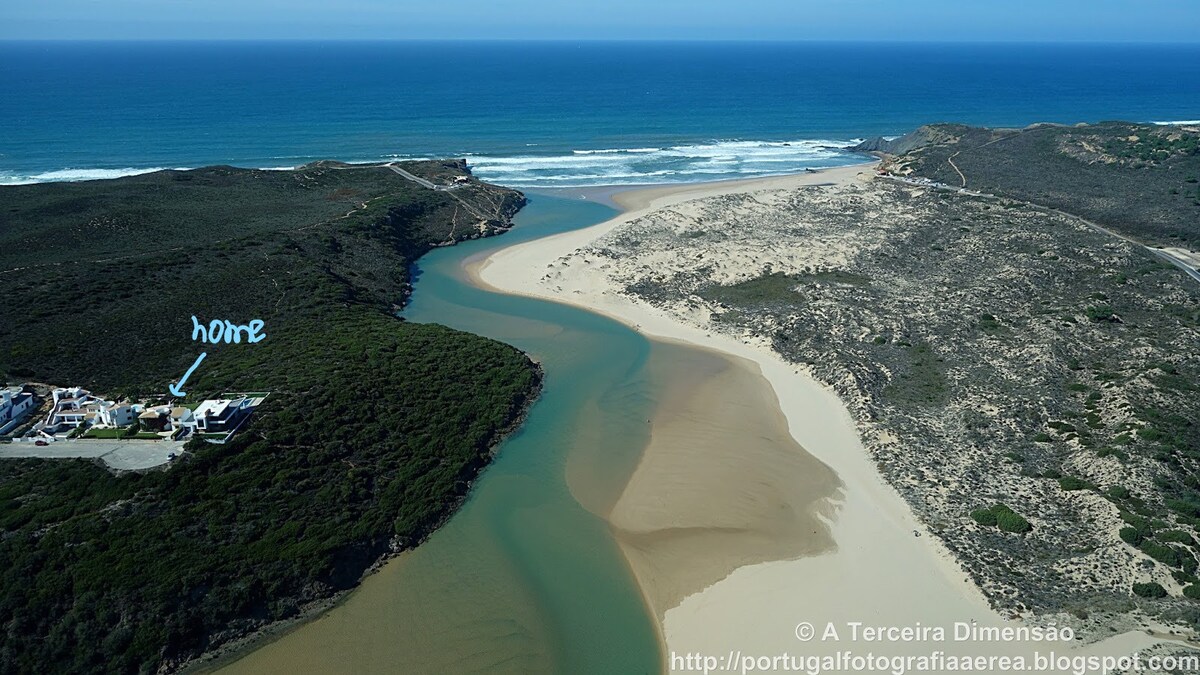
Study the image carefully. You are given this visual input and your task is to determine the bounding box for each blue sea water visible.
[1,41,1199,186]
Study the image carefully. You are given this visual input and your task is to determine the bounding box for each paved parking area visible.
[0,439,185,470]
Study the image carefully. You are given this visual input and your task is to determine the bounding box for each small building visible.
[137,404,195,435]
[44,387,101,431]
[0,386,36,433]
[97,403,137,428]
[170,406,195,432]
[194,397,250,433]
[138,406,172,432]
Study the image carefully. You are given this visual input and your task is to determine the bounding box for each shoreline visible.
[470,166,1171,671]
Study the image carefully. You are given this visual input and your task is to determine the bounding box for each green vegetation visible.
[1058,476,1092,491]
[798,270,872,287]
[1120,527,1144,547]
[80,427,124,439]
[978,313,1003,333]
[699,272,804,307]
[0,162,534,673]
[1106,485,1131,500]
[882,342,949,407]
[1104,133,1199,163]
[971,503,1033,533]
[1085,304,1119,323]
[698,269,871,309]
[887,122,1200,248]
[1133,582,1168,599]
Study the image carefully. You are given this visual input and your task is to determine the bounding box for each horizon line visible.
[3,37,1200,45]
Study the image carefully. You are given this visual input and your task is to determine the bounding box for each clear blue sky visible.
[2,0,1198,41]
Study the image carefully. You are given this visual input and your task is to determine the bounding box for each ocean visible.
[2,41,1199,186]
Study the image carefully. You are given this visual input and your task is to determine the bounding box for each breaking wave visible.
[463,138,865,187]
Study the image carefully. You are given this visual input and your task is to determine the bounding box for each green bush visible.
[1106,485,1131,500]
[1133,582,1168,598]
[1058,476,1091,491]
[1120,527,1144,546]
[1086,304,1118,322]
[1140,540,1185,568]
[971,503,1032,533]
[996,510,1033,534]
[1159,530,1196,545]
[1184,585,1200,600]
[971,508,999,527]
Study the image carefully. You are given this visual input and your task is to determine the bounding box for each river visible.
[217,194,667,673]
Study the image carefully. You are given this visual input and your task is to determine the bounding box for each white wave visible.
[466,138,861,187]
[0,137,864,189]
[0,166,187,185]
[1151,120,1200,126]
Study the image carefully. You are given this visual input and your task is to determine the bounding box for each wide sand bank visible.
[474,165,1168,671]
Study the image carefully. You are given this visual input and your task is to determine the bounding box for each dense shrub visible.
[1058,476,1091,491]
[1159,529,1196,545]
[1106,485,1131,500]
[996,509,1034,534]
[1140,540,1185,568]
[1120,527,1145,546]
[971,508,999,527]
[970,503,1032,533]
[1133,582,1168,598]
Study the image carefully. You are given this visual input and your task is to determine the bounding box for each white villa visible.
[44,388,147,434]
[0,386,36,434]
[194,397,253,433]
[98,404,137,427]
[44,387,103,429]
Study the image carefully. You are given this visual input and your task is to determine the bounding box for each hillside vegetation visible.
[855,121,1200,248]
[0,162,537,673]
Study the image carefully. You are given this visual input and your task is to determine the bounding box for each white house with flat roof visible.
[0,386,36,434]
[44,387,102,430]
[195,397,251,433]
[97,403,138,428]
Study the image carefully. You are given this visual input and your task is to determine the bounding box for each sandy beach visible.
[472,166,1171,672]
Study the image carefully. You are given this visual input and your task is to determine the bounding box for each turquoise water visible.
[219,194,665,674]
[3,42,1199,185]
[405,195,661,671]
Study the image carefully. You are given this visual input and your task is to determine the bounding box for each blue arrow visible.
[169,352,207,397]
